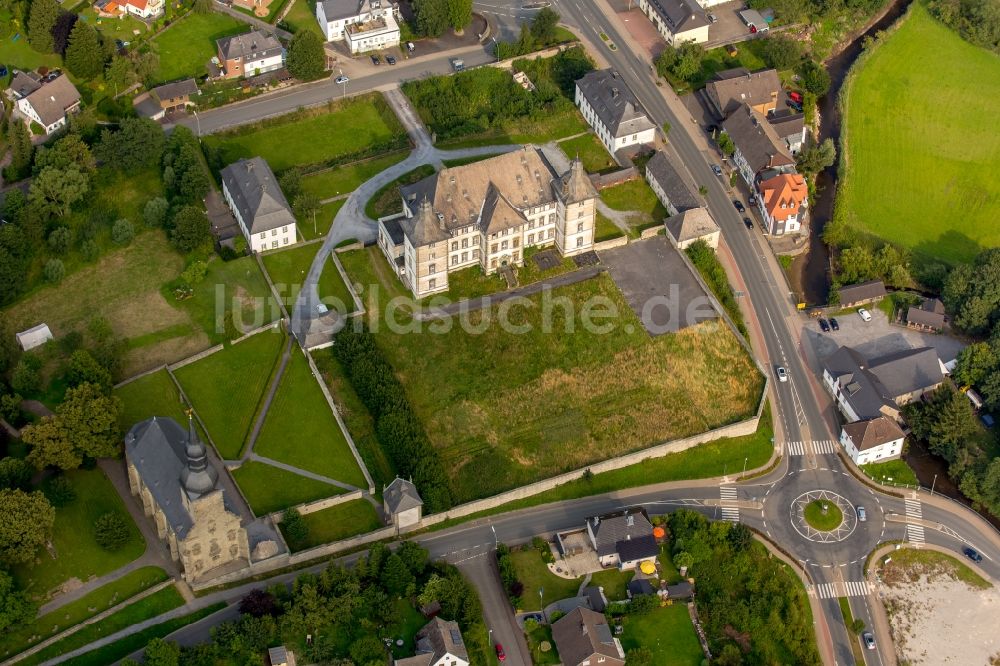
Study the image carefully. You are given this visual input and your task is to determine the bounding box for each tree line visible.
[928,0,1000,53]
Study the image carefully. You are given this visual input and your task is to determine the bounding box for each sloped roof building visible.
[220,157,298,252]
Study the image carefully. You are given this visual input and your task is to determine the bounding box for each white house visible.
[16,323,53,351]
[215,31,285,80]
[585,507,659,571]
[840,416,906,465]
[316,0,400,53]
[13,75,81,135]
[220,157,297,253]
[123,0,164,19]
[575,69,657,155]
[637,0,710,45]
[394,618,469,666]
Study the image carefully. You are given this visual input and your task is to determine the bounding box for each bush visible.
[43,474,77,506]
[282,508,309,546]
[44,258,66,283]
[11,357,42,395]
[144,197,169,228]
[48,227,72,255]
[94,512,132,550]
[112,218,135,245]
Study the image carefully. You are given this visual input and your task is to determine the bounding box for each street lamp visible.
[491,36,500,63]
[539,587,544,611]
[339,69,347,99]
[931,474,937,495]
[742,456,748,476]
[491,524,498,549]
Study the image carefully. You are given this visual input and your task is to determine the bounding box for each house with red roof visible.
[757,172,808,235]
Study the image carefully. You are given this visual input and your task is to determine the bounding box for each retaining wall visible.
[593,236,628,251]
[268,488,365,523]
[167,344,224,371]
[591,167,638,190]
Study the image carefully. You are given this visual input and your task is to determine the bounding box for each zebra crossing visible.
[786,440,839,456]
[904,498,926,544]
[719,485,739,522]
[814,581,871,599]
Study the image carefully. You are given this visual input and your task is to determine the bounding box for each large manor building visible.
[377,147,598,298]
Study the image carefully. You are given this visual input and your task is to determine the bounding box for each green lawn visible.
[619,603,703,665]
[510,549,580,611]
[231,460,346,515]
[365,164,436,219]
[300,152,409,200]
[436,109,588,148]
[298,200,344,241]
[261,244,355,313]
[433,246,576,302]
[557,134,617,174]
[0,15,62,72]
[150,11,246,84]
[13,470,144,600]
[282,0,323,35]
[600,179,668,229]
[804,500,843,531]
[177,254,278,342]
[861,458,919,486]
[280,499,382,551]
[387,600,430,660]
[526,625,560,665]
[594,211,625,242]
[82,9,148,44]
[837,2,1000,264]
[174,329,286,459]
[588,568,631,601]
[202,95,407,172]
[22,585,185,666]
[0,567,167,659]
[115,370,188,431]
[255,348,368,487]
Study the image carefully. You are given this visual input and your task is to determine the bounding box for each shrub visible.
[43,474,77,507]
[94,512,132,550]
[111,218,135,245]
[11,357,41,394]
[48,227,72,255]
[282,508,309,546]
[143,197,169,228]
[44,258,66,283]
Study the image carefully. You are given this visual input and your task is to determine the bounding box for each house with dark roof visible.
[215,30,284,80]
[134,79,200,120]
[839,415,906,464]
[5,71,41,101]
[822,346,944,423]
[645,150,700,216]
[13,74,81,135]
[637,0,710,45]
[383,477,423,530]
[906,298,946,332]
[705,68,780,120]
[585,507,658,570]
[722,103,794,188]
[394,617,469,666]
[768,110,807,154]
[575,69,657,155]
[837,280,887,308]
[665,207,719,250]
[317,0,400,53]
[552,607,626,666]
[379,147,598,298]
[220,157,297,253]
[267,646,296,666]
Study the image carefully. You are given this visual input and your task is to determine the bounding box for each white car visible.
[776,366,788,382]
[858,308,872,322]
[334,75,349,84]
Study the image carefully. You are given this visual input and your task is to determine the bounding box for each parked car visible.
[789,91,803,103]
[863,632,876,650]
[707,13,718,22]
[0,65,7,77]
[819,318,830,332]
[857,506,867,522]
[334,75,349,84]
[830,317,839,331]
[406,41,415,52]
[743,217,753,230]
[858,308,872,322]
[370,54,381,65]
[748,194,757,206]
[386,55,396,65]
[712,164,723,176]
[733,200,745,213]
[963,546,983,563]
[496,644,506,661]
[788,100,803,112]
[452,58,465,71]
[776,366,788,383]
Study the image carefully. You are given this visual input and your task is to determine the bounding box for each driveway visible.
[456,554,532,666]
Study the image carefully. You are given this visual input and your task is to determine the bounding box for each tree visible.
[23,382,121,470]
[42,474,76,506]
[43,258,65,283]
[447,0,472,31]
[413,0,450,36]
[144,197,169,227]
[52,11,78,56]
[0,458,32,491]
[2,189,27,226]
[278,168,302,200]
[27,0,59,53]
[0,489,55,564]
[96,117,166,171]
[799,59,831,95]
[29,166,89,218]
[94,512,132,550]
[761,34,803,69]
[48,226,72,254]
[8,122,34,179]
[11,357,41,394]
[381,553,415,598]
[728,522,753,551]
[287,30,326,81]
[66,349,112,391]
[133,51,160,86]
[796,138,836,174]
[34,134,96,174]
[142,638,181,666]
[105,55,136,95]
[112,218,135,245]
[281,508,308,546]
[656,42,703,82]
[293,192,320,235]
[904,384,979,463]
[531,7,560,44]
[239,588,278,617]
[397,540,429,576]
[717,132,735,156]
[65,20,105,79]
[169,205,211,253]
[0,568,35,633]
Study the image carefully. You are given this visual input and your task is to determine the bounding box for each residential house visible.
[383,477,423,530]
[5,71,41,101]
[317,0,400,54]
[722,104,794,188]
[379,147,598,298]
[134,79,200,120]
[220,157,297,253]
[839,415,906,465]
[575,69,657,155]
[16,323,53,351]
[837,280,886,308]
[585,507,659,570]
[267,646,296,666]
[394,617,469,666]
[551,607,626,666]
[637,0,710,45]
[822,346,944,423]
[665,207,720,250]
[645,149,700,216]
[768,110,806,154]
[705,67,781,120]
[125,417,251,581]
[906,298,946,332]
[94,0,164,18]
[216,30,285,80]
[13,74,81,135]
[757,172,807,235]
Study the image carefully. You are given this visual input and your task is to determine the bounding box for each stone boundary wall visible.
[113,364,168,389]
[268,489,365,523]
[590,167,638,190]
[593,236,628,251]
[331,253,364,315]
[167,344,225,371]
[640,224,663,240]
[334,241,365,253]
[486,44,573,71]
[229,320,283,346]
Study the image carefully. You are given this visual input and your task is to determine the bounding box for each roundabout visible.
[804,498,843,531]
[790,489,858,543]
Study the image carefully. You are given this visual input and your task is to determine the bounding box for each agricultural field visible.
[149,11,246,84]
[342,249,763,503]
[837,2,1000,265]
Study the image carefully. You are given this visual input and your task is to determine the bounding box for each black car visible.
[819,318,830,332]
[386,55,396,65]
[0,65,7,77]
[830,317,840,331]
[370,54,381,65]
[743,217,753,229]
[733,200,745,213]
[963,546,983,563]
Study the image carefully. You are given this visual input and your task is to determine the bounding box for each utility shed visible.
[16,323,53,351]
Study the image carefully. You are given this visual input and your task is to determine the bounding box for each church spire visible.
[181,410,218,496]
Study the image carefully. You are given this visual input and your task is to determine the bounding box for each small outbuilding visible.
[268,646,296,666]
[906,298,946,332]
[383,477,424,530]
[16,323,53,351]
[665,207,720,250]
[836,280,886,308]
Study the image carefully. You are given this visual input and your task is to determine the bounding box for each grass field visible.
[150,11,245,84]
[115,370,188,429]
[837,2,1000,264]
[280,499,382,551]
[595,211,625,242]
[231,460,346,515]
[342,250,762,502]
[364,164,436,219]
[600,179,668,229]
[588,568,630,601]
[0,567,167,659]
[510,549,580,611]
[883,548,991,589]
[255,348,368,487]
[619,604,703,665]
[557,134,617,174]
[176,254,278,342]
[202,95,407,172]
[13,470,144,600]
[81,8,148,43]
[282,0,324,35]
[174,330,286,459]
[861,458,919,486]
[300,152,409,199]
[436,109,589,149]
[261,244,355,313]
[298,200,344,241]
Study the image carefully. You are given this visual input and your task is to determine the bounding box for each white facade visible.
[317,0,400,52]
[125,0,164,19]
[822,368,862,424]
[574,86,655,154]
[840,426,904,465]
[637,0,709,45]
[221,181,297,253]
[17,97,67,135]
[238,52,285,77]
[345,13,400,54]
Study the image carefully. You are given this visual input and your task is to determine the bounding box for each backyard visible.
[231,460,346,516]
[836,1,1000,265]
[619,604,704,665]
[509,548,580,611]
[297,200,344,241]
[150,11,246,84]
[281,0,324,35]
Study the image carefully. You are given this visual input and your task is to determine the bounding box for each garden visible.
[599,178,668,234]
[557,134,617,174]
[149,10,246,84]
[279,498,382,552]
[619,603,704,665]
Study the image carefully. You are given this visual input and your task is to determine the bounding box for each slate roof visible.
[8,71,41,99]
[552,607,625,666]
[396,618,467,666]
[588,507,654,557]
[907,298,946,329]
[382,216,406,246]
[616,533,659,563]
[842,416,905,451]
[384,477,424,515]
[867,347,943,399]
[319,0,379,20]
[706,67,780,119]
[151,79,199,103]
[666,207,719,244]
[576,69,657,139]
[823,346,943,420]
[627,578,656,597]
[582,585,608,612]
[220,157,296,235]
[645,150,699,212]
[722,104,793,175]
[217,30,283,62]
[642,0,709,36]
[22,75,81,127]
[837,280,886,305]
[555,157,599,205]
[400,196,450,246]
[768,110,805,140]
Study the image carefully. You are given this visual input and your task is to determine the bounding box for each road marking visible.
[719,485,739,522]
[786,440,838,456]
[814,581,870,599]
[903,499,926,544]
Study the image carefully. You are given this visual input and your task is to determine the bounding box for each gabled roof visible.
[588,507,653,557]
[8,71,41,99]
[645,150,699,212]
[759,173,807,223]
[552,607,625,666]
[575,69,657,139]
[320,0,380,21]
[768,110,805,140]
[151,78,199,102]
[665,207,718,244]
[615,533,659,563]
[906,298,946,329]
[480,184,528,235]
[217,30,283,61]
[642,0,709,35]
[823,345,943,419]
[842,416,905,451]
[22,75,81,126]
[722,104,793,175]
[384,477,423,514]
[395,618,468,666]
[555,157,598,205]
[837,280,886,304]
[867,347,943,399]
[706,67,780,118]
[220,157,296,235]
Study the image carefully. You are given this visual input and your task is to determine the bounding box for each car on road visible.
[733,200,745,213]
[712,164,723,176]
[857,506,867,522]
[819,318,830,332]
[743,217,753,230]
[370,54,381,65]
[776,366,788,382]
[386,55,396,65]
[963,546,983,563]
[830,317,839,331]
[862,632,876,650]
[452,58,465,71]
[334,75,349,84]
[858,308,872,322]
[496,643,506,661]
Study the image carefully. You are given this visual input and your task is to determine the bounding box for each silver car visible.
[863,632,876,650]
[857,506,867,522]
